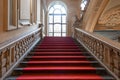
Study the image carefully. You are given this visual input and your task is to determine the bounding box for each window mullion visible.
[53,13,54,36]
[61,13,62,36]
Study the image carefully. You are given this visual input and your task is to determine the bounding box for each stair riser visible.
[25,58,88,61]
[5,79,115,80]
[19,63,94,67]
[31,49,84,52]
[13,70,106,75]
[34,47,80,49]
[28,54,86,56]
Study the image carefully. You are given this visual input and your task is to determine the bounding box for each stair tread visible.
[26,56,93,58]
[34,48,80,50]
[6,75,114,80]
[21,61,98,64]
[14,66,105,70]
[35,46,79,48]
[30,52,88,54]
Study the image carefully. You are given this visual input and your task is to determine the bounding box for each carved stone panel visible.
[98,5,120,27]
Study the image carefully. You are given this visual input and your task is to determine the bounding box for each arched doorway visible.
[48,1,67,37]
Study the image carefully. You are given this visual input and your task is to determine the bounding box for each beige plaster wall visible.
[46,0,81,36]
[0,0,3,32]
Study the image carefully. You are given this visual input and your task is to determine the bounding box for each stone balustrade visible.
[74,28,120,80]
[0,27,42,79]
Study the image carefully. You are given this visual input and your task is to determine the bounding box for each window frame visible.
[48,3,67,37]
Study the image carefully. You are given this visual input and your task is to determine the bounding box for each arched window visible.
[48,2,67,37]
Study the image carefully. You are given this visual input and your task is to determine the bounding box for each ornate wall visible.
[95,0,120,30]
[98,5,120,27]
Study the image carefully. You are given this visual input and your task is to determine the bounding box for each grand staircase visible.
[5,37,115,80]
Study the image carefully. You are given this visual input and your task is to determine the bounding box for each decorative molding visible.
[98,5,120,27]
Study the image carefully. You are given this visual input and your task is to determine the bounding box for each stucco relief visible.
[98,5,120,27]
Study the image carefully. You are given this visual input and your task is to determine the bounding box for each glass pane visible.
[54,5,61,9]
[84,0,87,5]
[49,15,53,23]
[49,7,54,14]
[61,7,66,14]
[62,33,66,37]
[54,24,61,32]
[62,16,66,23]
[81,3,85,10]
[49,25,53,32]
[49,33,53,36]
[54,33,61,37]
[54,15,61,23]
[62,25,66,32]
[54,9,61,14]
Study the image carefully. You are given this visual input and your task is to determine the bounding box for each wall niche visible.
[3,0,41,31]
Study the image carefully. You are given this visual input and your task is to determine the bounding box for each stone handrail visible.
[74,28,120,79]
[0,27,42,79]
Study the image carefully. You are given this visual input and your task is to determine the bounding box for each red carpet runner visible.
[16,37,104,80]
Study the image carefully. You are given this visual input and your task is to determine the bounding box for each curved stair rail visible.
[74,28,120,80]
[0,26,42,79]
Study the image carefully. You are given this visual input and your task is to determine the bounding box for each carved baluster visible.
[20,41,23,55]
[17,42,20,57]
[27,37,29,49]
[87,36,90,48]
[97,42,101,58]
[11,46,15,64]
[0,52,2,77]
[111,50,120,77]
[86,36,89,48]
[18,43,21,58]
[96,41,99,57]
[9,47,12,67]
[21,40,25,54]
[94,39,96,52]
[24,38,27,51]
[6,48,11,71]
[93,40,97,55]
[109,49,114,72]
[23,39,26,52]
[21,41,24,55]
[84,35,87,46]
[15,44,19,61]
[89,37,92,51]
[104,46,111,68]
[99,43,104,61]
[2,50,7,75]
[118,52,120,78]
